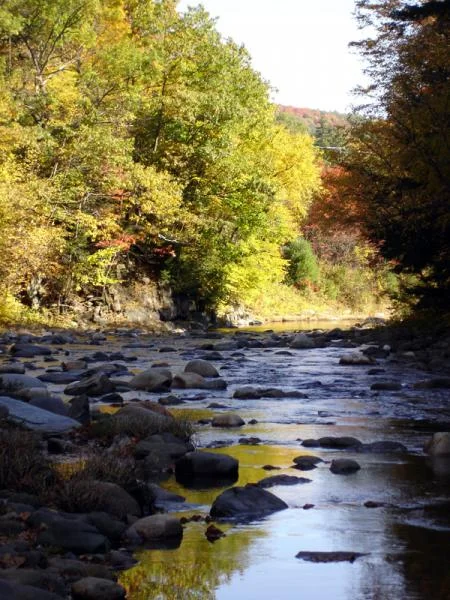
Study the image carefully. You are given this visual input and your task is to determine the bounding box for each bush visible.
[283,238,320,288]
[0,428,57,496]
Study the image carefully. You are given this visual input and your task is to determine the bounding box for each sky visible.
[177,0,367,113]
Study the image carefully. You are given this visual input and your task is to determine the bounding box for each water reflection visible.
[120,523,265,600]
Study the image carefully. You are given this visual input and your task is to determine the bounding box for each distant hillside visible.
[276,105,349,136]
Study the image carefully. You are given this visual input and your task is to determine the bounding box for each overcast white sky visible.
[177,0,367,113]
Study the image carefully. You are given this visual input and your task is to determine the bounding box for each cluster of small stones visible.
[0,320,449,598]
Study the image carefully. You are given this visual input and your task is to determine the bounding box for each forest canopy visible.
[0,0,322,319]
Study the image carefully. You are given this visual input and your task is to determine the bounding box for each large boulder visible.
[124,514,182,544]
[128,368,172,392]
[184,359,219,378]
[210,484,288,520]
[175,451,238,483]
[71,578,126,600]
[424,432,450,456]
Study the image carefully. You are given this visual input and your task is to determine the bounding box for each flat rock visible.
[210,484,288,520]
[0,374,46,392]
[296,551,368,563]
[10,344,52,357]
[257,475,311,488]
[0,397,81,434]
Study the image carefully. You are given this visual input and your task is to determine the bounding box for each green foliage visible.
[283,238,320,288]
[0,0,324,322]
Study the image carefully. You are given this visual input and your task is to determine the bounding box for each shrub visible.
[0,428,57,496]
[283,237,320,288]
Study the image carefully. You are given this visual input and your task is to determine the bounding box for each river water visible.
[102,323,450,600]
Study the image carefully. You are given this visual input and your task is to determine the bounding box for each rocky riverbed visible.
[0,322,449,600]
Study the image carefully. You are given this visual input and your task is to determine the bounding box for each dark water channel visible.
[34,323,450,599]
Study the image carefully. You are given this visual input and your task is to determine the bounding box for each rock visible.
[301,438,320,448]
[124,514,182,543]
[38,372,85,384]
[175,451,238,483]
[370,381,402,391]
[330,459,361,474]
[233,386,262,399]
[159,394,184,406]
[16,387,52,401]
[10,344,52,357]
[63,360,88,371]
[295,551,368,563]
[414,377,450,389]
[68,395,90,425]
[47,558,114,582]
[184,359,219,378]
[128,368,172,392]
[87,512,127,542]
[0,568,66,596]
[65,480,141,518]
[358,441,407,453]
[71,577,126,600]
[0,397,81,434]
[424,432,450,456]
[339,352,374,365]
[147,484,185,509]
[210,484,288,519]
[0,405,9,419]
[29,396,68,416]
[37,517,109,554]
[134,434,191,462]
[317,436,363,449]
[0,363,25,374]
[205,524,226,542]
[64,372,115,397]
[0,374,46,393]
[239,437,261,445]
[257,475,311,488]
[292,455,323,470]
[290,334,315,349]
[211,414,245,428]
[172,372,207,389]
[0,579,64,599]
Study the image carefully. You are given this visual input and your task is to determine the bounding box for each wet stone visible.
[292,455,323,470]
[330,459,361,475]
[257,475,311,488]
[296,551,368,563]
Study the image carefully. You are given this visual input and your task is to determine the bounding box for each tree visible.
[346,0,450,307]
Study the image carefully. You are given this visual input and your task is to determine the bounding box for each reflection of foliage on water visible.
[164,444,305,505]
[120,523,265,599]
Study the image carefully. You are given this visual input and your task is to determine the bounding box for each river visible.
[96,322,450,600]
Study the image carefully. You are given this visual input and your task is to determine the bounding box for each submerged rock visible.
[295,551,368,563]
[257,475,311,488]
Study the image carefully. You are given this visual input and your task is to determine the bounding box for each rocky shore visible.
[0,320,449,599]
